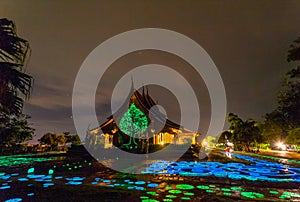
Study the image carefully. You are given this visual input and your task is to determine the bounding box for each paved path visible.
[257,150,300,160]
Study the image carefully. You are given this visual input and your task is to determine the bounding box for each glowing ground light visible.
[144,153,300,183]
[4,198,22,202]
[165,195,177,198]
[270,190,279,195]
[168,190,182,194]
[230,186,243,191]
[0,156,57,167]
[146,191,159,196]
[148,183,159,188]
[184,192,195,196]
[196,185,210,190]
[27,168,34,174]
[2,156,300,202]
[241,191,265,199]
[48,169,54,175]
[221,188,231,192]
[43,183,55,188]
[279,192,300,199]
[135,181,146,185]
[0,185,11,189]
[223,192,232,196]
[65,181,82,185]
[141,200,159,202]
[175,184,195,190]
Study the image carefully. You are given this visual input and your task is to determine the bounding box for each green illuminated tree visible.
[119,103,148,149]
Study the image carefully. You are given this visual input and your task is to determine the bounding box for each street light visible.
[276,141,286,150]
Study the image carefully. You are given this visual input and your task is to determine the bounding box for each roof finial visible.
[130,75,134,91]
[142,83,145,96]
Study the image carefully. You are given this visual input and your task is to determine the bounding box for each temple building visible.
[86,85,200,152]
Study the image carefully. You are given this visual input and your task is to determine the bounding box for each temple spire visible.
[129,75,135,96]
[142,84,145,96]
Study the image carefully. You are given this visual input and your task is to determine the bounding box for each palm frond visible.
[0,18,30,66]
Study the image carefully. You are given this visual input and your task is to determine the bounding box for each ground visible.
[1,149,300,202]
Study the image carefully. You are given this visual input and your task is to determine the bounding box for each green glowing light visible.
[176,184,195,190]
[142,200,159,202]
[140,196,149,199]
[181,197,191,200]
[0,154,58,167]
[269,190,279,195]
[292,193,300,197]
[241,192,264,199]
[230,187,243,191]
[146,191,159,196]
[221,188,231,192]
[169,190,182,194]
[279,191,300,198]
[196,185,210,190]
[27,168,34,174]
[184,192,194,196]
[165,195,177,199]
[48,169,54,175]
[279,195,291,199]
[165,185,172,190]
[206,190,214,193]
[119,103,148,136]
[163,199,173,202]
[223,192,232,196]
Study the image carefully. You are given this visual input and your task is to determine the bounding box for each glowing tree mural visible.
[119,103,148,149]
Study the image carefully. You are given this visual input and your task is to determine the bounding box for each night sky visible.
[1,1,300,142]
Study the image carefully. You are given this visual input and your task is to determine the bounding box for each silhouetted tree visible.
[227,113,262,151]
[39,133,58,151]
[261,36,300,145]
[0,115,34,145]
[0,18,34,145]
[218,130,233,143]
[287,36,300,62]
[62,131,81,145]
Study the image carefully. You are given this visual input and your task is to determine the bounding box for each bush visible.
[258,143,271,150]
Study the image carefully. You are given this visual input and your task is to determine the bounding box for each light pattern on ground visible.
[0,153,63,167]
[141,153,300,183]
[1,169,300,201]
[1,152,300,201]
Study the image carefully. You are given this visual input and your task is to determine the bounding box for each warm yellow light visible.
[276,142,285,150]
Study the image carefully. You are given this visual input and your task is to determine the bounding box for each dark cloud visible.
[1,1,300,139]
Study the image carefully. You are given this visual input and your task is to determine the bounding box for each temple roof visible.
[91,83,196,135]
